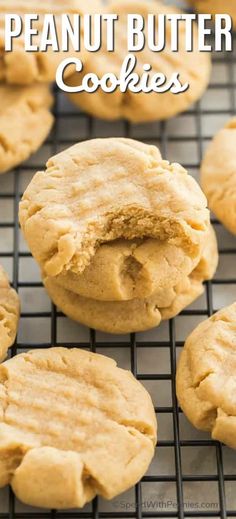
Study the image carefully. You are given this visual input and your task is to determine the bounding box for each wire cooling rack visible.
[0,31,236,519]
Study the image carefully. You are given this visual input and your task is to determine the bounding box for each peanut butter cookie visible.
[0,265,20,360]
[0,347,157,508]
[43,225,218,334]
[19,138,210,281]
[54,238,199,302]
[0,0,101,85]
[201,118,236,235]
[177,303,236,449]
[66,0,211,122]
[0,84,53,174]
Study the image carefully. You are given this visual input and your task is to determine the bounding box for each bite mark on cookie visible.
[20,138,209,279]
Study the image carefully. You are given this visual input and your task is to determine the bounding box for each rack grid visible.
[0,32,236,519]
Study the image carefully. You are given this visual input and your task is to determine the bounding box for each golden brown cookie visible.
[0,347,157,509]
[0,84,53,174]
[176,303,236,449]
[66,0,211,122]
[55,225,218,302]
[43,226,218,334]
[188,0,236,25]
[0,265,20,360]
[19,138,210,282]
[0,0,101,85]
[55,239,198,302]
[201,118,236,235]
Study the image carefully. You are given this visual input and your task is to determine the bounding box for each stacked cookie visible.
[19,137,218,334]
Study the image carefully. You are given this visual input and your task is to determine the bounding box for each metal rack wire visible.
[0,40,236,519]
